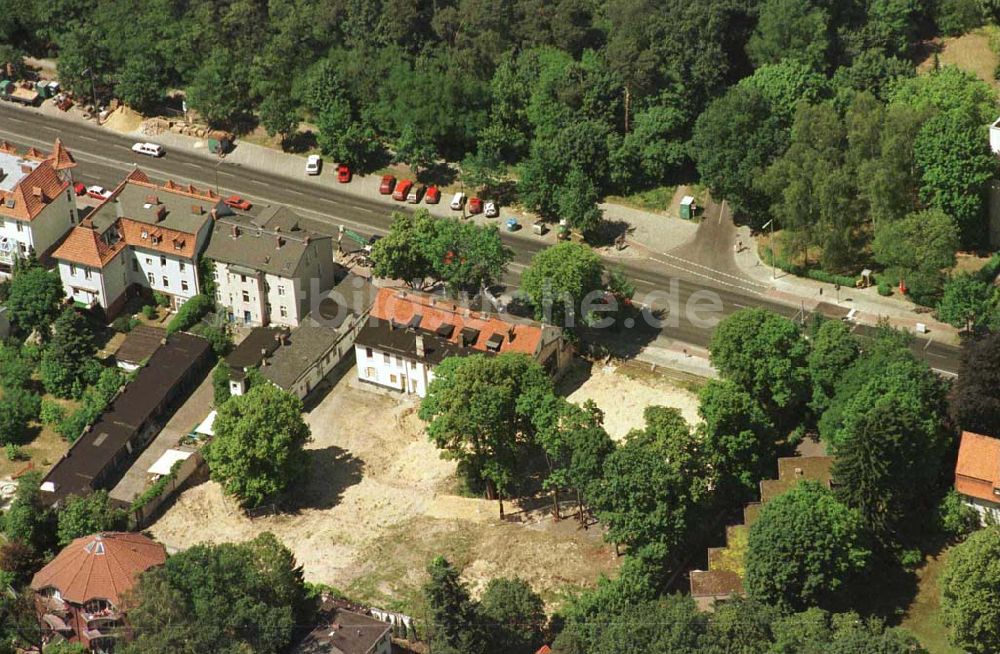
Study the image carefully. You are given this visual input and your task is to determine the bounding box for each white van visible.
[131,142,165,157]
[450,192,466,210]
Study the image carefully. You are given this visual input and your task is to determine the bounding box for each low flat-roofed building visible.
[112,324,165,371]
[41,332,211,504]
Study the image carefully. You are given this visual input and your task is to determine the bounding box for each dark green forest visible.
[2,0,999,296]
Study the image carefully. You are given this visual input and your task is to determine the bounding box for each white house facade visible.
[205,206,335,328]
[0,139,78,275]
[354,287,572,398]
[53,170,214,317]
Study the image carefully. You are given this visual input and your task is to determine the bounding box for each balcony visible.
[84,606,122,623]
[83,623,121,640]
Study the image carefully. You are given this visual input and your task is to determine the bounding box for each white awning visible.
[147,449,193,477]
[194,410,217,437]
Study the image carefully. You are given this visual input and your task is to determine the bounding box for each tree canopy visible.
[940,527,1000,654]
[520,242,606,329]
[745,481,870,612]
[204,383,311,508]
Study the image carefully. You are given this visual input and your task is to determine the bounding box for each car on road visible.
[73,182,86,196]
[305,154,322,175]
[337,164,351,183]
[223,195,252,211]
[392,179,413,201]
[86,185,112,201]
[406,184,424,203]
[468,197,483,215]
[484,201,499,218]
[379,174,396,195]
[425,185,441,204]
[131,142,165,157]
[450,192,466,210]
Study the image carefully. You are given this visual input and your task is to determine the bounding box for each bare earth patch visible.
[917,30,1000,89]
[148,371,618,614]
[563,360,701,440]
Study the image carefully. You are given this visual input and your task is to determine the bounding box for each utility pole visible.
[761,219,775,280]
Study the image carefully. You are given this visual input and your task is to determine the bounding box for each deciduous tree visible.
[5,262,64,340]
[940,527,1000,654]
[479,577,546,654]
[40,307,98,399]
[205,384,311,508]
[951,332,1000,437]
[745,482,870,612]
[520,242,605,329]
[56,491,128,546]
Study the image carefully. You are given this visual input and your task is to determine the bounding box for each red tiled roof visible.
[370,287,543,356]
[30,532,166,606]
[119,217,196,259]
[48,138,77,170]
[52,223,127,268]
[955,431,1000,504]
[0,158,69,222]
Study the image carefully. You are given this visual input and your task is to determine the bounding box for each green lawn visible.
[900,545,963,654]
[605,185,677,213]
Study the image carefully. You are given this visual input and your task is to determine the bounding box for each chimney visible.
[31,185,43,199]
[276,236,285,248]
[154,205,167,222]
[210,208,218,220]
[191,204,203,215]
[415,335,425,358]
[20,164,32,174]
[231,225,240,238]
[507,326,515,341]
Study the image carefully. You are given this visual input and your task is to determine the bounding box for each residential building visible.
[40,332,211,505]
[689,456,834,611]
[259,274,376,399]
[353,287,572,398]
[955,430,1000,524]
[53,169,215,317]
[30,532,166,652]
[0,138,78,274]
[224,325,288,396]
[205,206,335,327]
[295,594,392,654]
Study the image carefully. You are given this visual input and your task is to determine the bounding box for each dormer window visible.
[151,236,159,245]
[141,230,148,239]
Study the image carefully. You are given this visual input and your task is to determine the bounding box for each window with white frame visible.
[162,276,168,287]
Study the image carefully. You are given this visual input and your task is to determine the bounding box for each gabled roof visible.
[0,158,69,221]
[30,532,166,605]
[955,431,1000,504]
[204,206,330,278]
[51,221,127,267]
[365,287,544,357]
[119,217,198,259]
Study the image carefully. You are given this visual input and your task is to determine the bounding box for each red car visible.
[425,186,441,204]
[73,182,86,196]
[468,197,483,215]
[337,164,352,183]
[392,179,413,201]
[224,195,252,211]
[379,175,396,195]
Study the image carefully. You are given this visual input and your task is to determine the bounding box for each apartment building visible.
[0,138,78,274]
[205,206,335,327]
[53,169,215,316]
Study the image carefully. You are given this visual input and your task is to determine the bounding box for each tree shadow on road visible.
[288,445,364,511]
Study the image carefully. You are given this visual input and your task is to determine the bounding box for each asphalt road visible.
[0,103,964,375]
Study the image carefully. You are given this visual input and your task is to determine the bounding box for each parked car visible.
[131,142,165,157]
[468,197,483,215]
[224,195,253,211]
[392,179,413,201]
[86,185,112,201]
[450,192,466,210]
[484,201,499,218]
[337,164,351,183]
[379,175,396,194]
[305,154,322,175]
[406,184,425,203]
[425,185,441,204]
[73,182,86,196]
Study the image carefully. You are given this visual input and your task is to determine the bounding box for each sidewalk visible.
[732,224,961,345]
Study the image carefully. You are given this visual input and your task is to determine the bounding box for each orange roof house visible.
[30,532,166,649]
[955,431,1000,505]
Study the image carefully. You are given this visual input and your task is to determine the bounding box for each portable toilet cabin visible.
[679,195,696,220]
